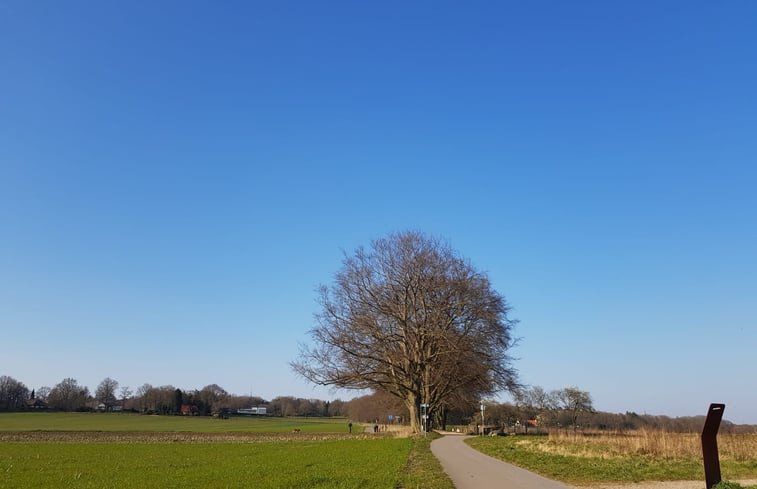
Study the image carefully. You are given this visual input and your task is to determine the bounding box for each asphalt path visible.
[431,434,576,489]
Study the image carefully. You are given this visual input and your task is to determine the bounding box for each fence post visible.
[701,403,725,489]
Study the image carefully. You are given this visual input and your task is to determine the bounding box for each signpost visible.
[480,402,485,436]
[420,403,429,437]
[702,403,725,489]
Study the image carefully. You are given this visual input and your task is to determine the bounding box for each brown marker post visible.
[701,403,725,489]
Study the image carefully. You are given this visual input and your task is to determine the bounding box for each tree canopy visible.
[0,376,29,411]
[47,378,90,411]
[95,377,119,404]
[292,231,519,432]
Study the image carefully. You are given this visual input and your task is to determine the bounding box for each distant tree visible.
[119,386,132,403]
[174,389,183,413]
[514,385,557,432]
[346,391,408,424]
[485,401,522,432]
[329,399,346,417]
[224,395,268,411]
[555,386,593,432]
[36,386,51,401]
[224,394,268,411]
[293,231,519,433]
[269,396,298,417]
[197,384,229,415]
[0,376,30,411]
[436,377,492,430]
[135,383,153,410]
[134,384,176,414]
[95,377,119,405]
[47,378,90,411]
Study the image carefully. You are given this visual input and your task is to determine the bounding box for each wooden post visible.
[701,403,725,489]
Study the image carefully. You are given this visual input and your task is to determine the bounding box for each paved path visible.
[431,434,576,489]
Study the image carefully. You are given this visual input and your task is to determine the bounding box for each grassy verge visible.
[466,434,757,486]
[398,433,455,489]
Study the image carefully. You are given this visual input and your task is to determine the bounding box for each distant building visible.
[96,403,123,412]
[237,407,267,415]
[26,398,48,410]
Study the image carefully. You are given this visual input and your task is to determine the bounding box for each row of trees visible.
[0,374,351,417]
[1,376,93,412]
[512,385,594,432]
[346,388,756,434]
[3,374,755,433]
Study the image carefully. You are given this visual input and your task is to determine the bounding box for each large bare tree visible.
[292,231,518,432]
[47,378,90,411]
[95,377,119,405]
[0,376,30,411]
[555,386,594,432]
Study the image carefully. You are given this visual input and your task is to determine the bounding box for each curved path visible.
[431,434,576,489]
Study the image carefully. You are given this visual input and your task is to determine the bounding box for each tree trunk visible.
[405,393,421,433]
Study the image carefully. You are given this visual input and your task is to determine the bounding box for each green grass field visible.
[0,412,349,433]
[1,439,411,489]
[467,434,757,486]
[0,413,453,489]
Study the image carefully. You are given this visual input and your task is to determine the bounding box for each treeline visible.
[2,375,754,433]
[0,374,406,422]
[0,375,350,417]
[474,386,757,434]
[477,399,757,434]
[128,384,348,418]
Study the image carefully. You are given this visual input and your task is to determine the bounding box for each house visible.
[26,398,48,410]
[96,402,123,412]
[237,407,267,415]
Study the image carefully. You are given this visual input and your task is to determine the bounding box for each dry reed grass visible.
[545,430,757,461]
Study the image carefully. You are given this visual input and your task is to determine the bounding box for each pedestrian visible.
[348,422,353,433]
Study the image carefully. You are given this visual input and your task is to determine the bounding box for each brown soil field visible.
[0,431,389,443]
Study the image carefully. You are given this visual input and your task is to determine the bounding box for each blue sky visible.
[1,1,755,423]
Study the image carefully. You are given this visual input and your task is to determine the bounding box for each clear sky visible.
[1,1,755,424]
